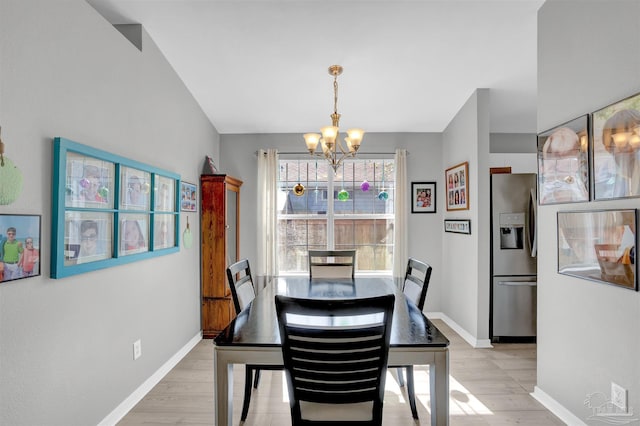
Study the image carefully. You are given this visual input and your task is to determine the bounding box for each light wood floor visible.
[118,319,565,425]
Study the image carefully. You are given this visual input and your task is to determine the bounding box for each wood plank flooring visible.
[118,319,565,425]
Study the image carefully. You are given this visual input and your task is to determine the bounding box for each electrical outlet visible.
[133,339,142,360]
[611,382,627,412]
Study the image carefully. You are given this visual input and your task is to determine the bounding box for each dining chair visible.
[275,294,395,426]
[308,249,356,279]
[393,257,432,419]
[226,258,280,422]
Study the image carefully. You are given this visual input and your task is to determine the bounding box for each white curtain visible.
[393,149,408,280]
[257,149,279,278]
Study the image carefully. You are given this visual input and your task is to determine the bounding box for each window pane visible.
[154,214,175,250]
[121,167,151,211]
[155,176,176,212]
[66,153,114,209]
[277,159,394,274]
[119,214,149,256]
[280,161,330,215]
[277,218,328,272]
[335,219,394,271]
[64,211,113,266]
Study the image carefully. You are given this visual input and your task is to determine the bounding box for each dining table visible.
[213,276,450,426]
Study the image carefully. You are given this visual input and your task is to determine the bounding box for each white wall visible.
[536,0,640,422]
[219,132,445,311]
[0,1,218,424]
[490,153,537,173]
[441,89,492,346]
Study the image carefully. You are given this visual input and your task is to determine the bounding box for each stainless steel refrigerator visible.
[490,173,537,341]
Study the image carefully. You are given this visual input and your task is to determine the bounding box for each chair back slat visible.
[226,259,256,314]
[276,294,394,425]
[402,258,432,310]
[308,250,356,279]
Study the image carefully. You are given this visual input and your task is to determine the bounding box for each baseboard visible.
[426,312,493,348]
[98,331,203,426]
[531,386,587,426]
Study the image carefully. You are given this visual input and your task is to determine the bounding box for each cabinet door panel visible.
[202,297,233,338]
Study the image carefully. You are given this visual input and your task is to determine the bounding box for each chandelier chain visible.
[333,75,339,119]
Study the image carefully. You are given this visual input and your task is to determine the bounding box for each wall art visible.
[411,181,436,213]
[557,209,637,291]
[0,214,41,283]
[0,126,24,206]
[51,137,180,278]
[445,162,468,211]
[180,181,197,212]
[444,219,471,234]
[537,115,590,205]
[592,92,640,200]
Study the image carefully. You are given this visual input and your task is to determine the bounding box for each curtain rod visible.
[255,151,408,156]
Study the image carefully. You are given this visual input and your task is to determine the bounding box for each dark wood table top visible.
[214,276,449,349]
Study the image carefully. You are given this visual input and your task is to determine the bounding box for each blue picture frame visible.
[51,137,180,278]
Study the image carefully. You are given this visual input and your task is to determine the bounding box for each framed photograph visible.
[154,175,176,212]
[411,182,436,213]
[65,152,114,209]
[120,167,151,211]
[537,115,590,205]
[180,181,197,212]
[119,214,149,256]
[444,219,471,234]
[154,214,176,250]
[557,209,637,291]
[592,92,640,200]
[0,214,41,283]
[64,211,113,266]
[445,162,469,211]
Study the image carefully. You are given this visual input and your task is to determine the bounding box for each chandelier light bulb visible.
[304,133,321,153]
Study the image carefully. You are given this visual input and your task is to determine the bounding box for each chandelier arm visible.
[337,138,349,155]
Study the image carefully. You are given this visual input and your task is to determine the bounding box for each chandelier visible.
[303,65,364,173]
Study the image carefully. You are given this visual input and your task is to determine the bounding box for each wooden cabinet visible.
[200,174,242,338]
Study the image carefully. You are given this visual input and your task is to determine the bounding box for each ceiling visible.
[87,0,544,135]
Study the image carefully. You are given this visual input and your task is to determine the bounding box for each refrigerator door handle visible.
[528,188,538,258]
[497,281,537,287]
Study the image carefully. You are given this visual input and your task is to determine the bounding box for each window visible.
[277,159,395,274]
[51,137,180,278]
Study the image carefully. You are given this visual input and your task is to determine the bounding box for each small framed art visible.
[444,219,471,234]
[0,214,41,283]
[445,162,469,211]
[180,181,197,212]
[411,182,436,213]
[557,209,637,291]
[537,115,590,205]
[592,91,640,200]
